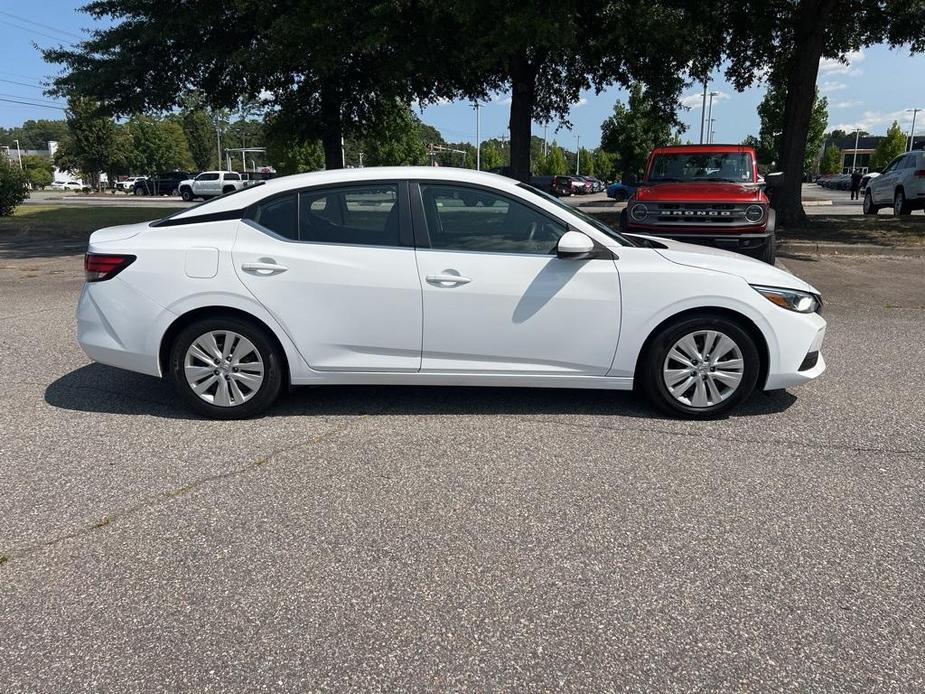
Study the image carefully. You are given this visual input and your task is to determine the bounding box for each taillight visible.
[84,253,136,282]
[914,169,925,178]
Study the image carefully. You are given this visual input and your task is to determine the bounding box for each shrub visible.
[0,161,29,216]
[27,167,53,190]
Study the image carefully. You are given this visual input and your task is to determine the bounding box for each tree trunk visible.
[320,82,344,170]
[773,0,837,227]
[508,55,537,182]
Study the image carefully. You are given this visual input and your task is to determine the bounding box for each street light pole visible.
[13,139,23,170]
[852,128,860,170]
[706,92,719,144]
[908,108,922,151]
[699,79,708,144]
[576,134,581,175]
[473,102,481,171]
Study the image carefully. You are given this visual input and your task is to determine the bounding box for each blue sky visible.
[3,1,925,149]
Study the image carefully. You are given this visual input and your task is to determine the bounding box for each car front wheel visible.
[180,188,193,201]
[170,317,284,419]
[863,190,878,215]
[641,314,760,419]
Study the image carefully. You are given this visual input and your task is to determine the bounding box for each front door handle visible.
[426,273,471,286]
[241,261,288,275]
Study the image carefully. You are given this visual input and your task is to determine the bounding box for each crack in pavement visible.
[0,414,370,567]
[521,415,925,460]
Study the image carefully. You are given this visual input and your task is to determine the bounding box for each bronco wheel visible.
[169,317,283,419]
[755,231,776,265]
[641,314,760,419]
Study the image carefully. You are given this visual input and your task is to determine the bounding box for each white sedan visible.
[77,167,826,419]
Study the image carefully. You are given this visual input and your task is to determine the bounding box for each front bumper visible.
[626,226,772,252]
[764,318,826,390]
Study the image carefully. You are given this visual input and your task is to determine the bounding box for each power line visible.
[0,91,63,106]
[0,77,45,90]
[0,10,83,40]
[0,96,65,110]
[0,18,75,44]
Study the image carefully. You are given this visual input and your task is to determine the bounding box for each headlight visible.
[752,285,821,313]
[744,204,765,223]
[630,204,648,221]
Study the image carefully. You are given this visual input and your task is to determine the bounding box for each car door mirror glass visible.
[557,230,594,259]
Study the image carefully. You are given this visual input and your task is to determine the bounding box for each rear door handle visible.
[241,261,288,275]
[426,273,471,286]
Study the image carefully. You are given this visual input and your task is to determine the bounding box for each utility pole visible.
[576,134,581,175]
[472,102,481,171]
[699,79,708,144]
[359,152,364,168]
[13,139,23,170]
[852,128,860,170]
[543,123,548,158]
[706,92,719,144]
[908,108,922,151]
[214,122,222,169]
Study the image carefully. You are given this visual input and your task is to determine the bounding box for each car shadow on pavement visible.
[45,363,798,421]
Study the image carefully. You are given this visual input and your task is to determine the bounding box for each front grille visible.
[643,202,761,226]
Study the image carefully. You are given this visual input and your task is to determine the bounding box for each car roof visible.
[651,144,756,155]
[168,166,530,219]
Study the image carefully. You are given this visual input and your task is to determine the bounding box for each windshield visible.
[647,152,754,184]
[517,183,635,246]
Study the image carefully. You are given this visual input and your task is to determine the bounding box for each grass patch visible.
[0,205,177,237]
[778,215,925,246]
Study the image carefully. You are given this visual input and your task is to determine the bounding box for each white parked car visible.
[51,180,84,191]
[116,176,146,192]
[864,150,925,215]
[178,171,245,201]
[78,167,826,419]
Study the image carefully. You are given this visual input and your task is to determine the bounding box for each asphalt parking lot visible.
[1,241,924,691]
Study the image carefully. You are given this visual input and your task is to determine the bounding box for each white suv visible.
[864,150,925,215]
[178,171,245,201]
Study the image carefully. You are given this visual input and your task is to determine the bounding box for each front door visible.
[232,182,422,371]
[412,182,621,375]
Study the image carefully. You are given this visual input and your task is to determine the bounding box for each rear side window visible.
[250,193,298,240]
[225,173,241,181]
[299,184,400,246]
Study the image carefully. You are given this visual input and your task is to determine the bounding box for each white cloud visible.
[492,93,512,106]
[820,81,848,92]
[833,108,920,134]
[831,99,862,109]
[679,91,730,110]
[573,97,587,108]
[819,50,865,76]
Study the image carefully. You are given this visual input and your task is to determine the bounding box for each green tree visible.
[600,83,677,182]
[538,145,568,175]
[127,116,194,185]
[870,121,909,170]
[709,0,925,226]
[360,102,428,166]
[820,144,842,174]
[592,149,616,181]
[20,155,54,189]
[181,109,217,171]
[54,97,127,190]
[0,160,28,216]
[755,70,828,172]
[480,140,506,170]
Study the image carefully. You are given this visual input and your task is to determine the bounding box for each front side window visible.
[299,184,400,246]
[647,152,755,183]
[420,184,566,255]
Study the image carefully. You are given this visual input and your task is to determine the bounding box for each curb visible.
[802,200,834,206]
[778,241,925,258]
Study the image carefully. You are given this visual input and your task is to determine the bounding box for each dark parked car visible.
[529,174,574,197]
[134,171,192,196]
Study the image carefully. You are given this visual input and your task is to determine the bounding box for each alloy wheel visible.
[662,330,744,408]
[894,191,904,216]
[183,330,265,407]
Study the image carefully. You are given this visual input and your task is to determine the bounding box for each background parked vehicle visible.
[50,180,86,191]
[619,144,777,264]
[116,176,146,192]
[864,150,925,216]
[569,176,590,194]
[860,172,880,190]
[529,175,573,197]
[606,180,637,202]
[178,171,246,200]
[134,171,191,196]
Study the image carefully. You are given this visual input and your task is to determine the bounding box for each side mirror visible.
[557,230,594,260]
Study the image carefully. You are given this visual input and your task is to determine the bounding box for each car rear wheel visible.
[170,317,284,419]
[170,187,180,197]
[894,189,910,216]
[613,190,627,202]
[641,314,760,419]
[222,185,235,195]
[863,190,879,215]
[133,187,143,196]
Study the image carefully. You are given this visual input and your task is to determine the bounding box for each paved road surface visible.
[1,240,923,691]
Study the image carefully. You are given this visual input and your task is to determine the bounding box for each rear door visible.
[872,156,902,204]
[232,181,422,371]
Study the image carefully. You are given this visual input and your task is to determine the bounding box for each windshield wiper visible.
[690,177,742,183]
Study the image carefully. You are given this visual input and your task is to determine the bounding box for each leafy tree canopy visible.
[870,121,909,170]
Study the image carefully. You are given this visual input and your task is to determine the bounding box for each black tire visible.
[618,208,629,233]
[894,189,911,216]
[180,187,193,201]
[133,186,143,196]
[755,230,776,264]
[170,187,180,197]
[613,190,627,202]
[222,185,235,195]
[640,313,761,419]
[863,190,879,215]
[169,316,284,419]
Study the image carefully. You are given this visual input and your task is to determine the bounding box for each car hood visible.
[635,181,765,203]
[630,235,818,294]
